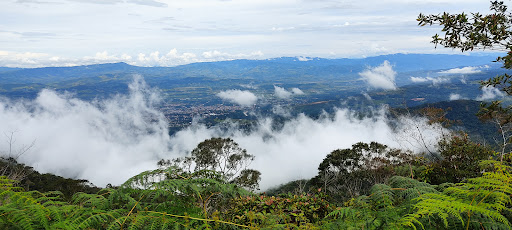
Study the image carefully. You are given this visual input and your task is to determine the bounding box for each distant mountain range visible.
[0,53,501,83]
[0,53,503,102]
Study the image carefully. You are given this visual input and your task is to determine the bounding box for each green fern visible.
[401,160,512,230]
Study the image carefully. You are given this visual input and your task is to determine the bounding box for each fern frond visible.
[369,184,394,209]
[401,168,512,229]
[325,206,360,225]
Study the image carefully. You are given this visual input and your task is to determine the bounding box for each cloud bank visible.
[0,49,265,68]
[0,77,447,190]
[0,76,170,186]
[217,90,258,107]
[359,61,397,90]
[169,109,445,189]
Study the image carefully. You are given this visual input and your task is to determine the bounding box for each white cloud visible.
[169,108,446,189]
[201,50,263,62]
[272,105,292,117]
[0,49,265,68]
[240,84,258,89]
[65,0,166,7]
[274,86,305,99]
[85,51,132,62]
[410,76,450,86]
[449,93,465,101]
[431,78,450,85]
[297,56,311,61]
[439,66,482,75]
[274,86,293,99]
[0,0,495,67]
[359,60,397,90]
[362,92,372,101]
[291,88,304,95]
[410,76,429,83]
[126,0,167,7]
[217,90,258,106]
[476,86,505,101]
[0,76,170,186]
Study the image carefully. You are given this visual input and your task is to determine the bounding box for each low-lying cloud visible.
[439,66,484,75]
[359,61,397,90]
[0,77,447,190]
[0,75,170,186]
[274,86,293,99]
[476,86,505,101]
[0,49,265,68]
[217,89,258,107]
[291,88,304,95]
[410,76,450,85]
[170,109,445,189]
[410,76,429,83]
[274,86,304,99]
[449,93,465,101]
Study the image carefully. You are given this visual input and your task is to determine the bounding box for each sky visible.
[0,0,499,67]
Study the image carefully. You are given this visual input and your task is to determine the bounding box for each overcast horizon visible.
[1,0,504,68]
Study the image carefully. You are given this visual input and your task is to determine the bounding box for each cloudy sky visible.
[0,0,497,67]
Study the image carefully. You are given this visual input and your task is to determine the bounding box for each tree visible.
[0,131,35,182]
[311,142,414,202]
[158,137,261,190]
[418,1,512,161]
[417,1,511,53]
[423,134,495,184]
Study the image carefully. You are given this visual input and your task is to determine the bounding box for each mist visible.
[0,76,446,190]
[0,75,171,186]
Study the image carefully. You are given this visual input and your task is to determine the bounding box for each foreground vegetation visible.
[1,132,511,229]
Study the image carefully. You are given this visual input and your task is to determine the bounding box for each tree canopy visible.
[158,137,261,191]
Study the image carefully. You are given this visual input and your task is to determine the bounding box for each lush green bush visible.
[310,142,415,202]
[1,156,511,229]
[224,192,334,229]
[420,134,495,184]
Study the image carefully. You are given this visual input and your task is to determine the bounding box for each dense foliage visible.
[1,150,510,229]
[158,137,261,191]
[0,158,100,200]
[310,142,415,202]
[1,132,511,229]
[424,134,494,184]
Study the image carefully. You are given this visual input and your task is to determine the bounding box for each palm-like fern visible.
[0,167,252,230]
[401,160,512,230]
[324,176,437,229]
